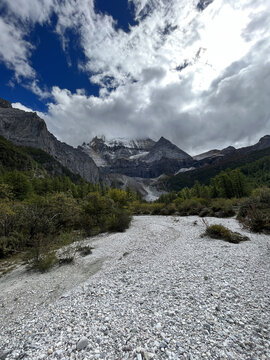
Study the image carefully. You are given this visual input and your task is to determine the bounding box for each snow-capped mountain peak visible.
[79,136,192,178]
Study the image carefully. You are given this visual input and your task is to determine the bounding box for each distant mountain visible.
[1,97,270,198]
[241,135,270,153]
[193,146,236,161]
[80,135,193,178]
[0,99,100,183]
[81,136,155,167]
[168,139,270,190]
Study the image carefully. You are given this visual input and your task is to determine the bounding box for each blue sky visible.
[0,0,270,153]
[0,1,136,111]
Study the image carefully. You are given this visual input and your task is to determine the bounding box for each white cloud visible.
[1,0,54,23]
[12,102,34,112]
[1,0,270,153]
[12,102,45,119]
[0,17,35,80]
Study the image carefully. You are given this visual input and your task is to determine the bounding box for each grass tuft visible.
[203,223,249,244]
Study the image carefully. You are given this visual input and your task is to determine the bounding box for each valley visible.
[1,98,270,201]
[0,1,269,359]
[0,216,269,359]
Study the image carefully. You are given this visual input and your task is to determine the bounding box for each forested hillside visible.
[0,136,138,268]
[168,147,270,190]
[131,156,270,233]
[1,135,269,270]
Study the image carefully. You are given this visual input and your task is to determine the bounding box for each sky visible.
[0,0,270,154]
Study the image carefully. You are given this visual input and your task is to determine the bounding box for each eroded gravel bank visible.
[0,216,269,360]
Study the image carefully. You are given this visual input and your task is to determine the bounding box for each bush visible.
[199,208,210,217]
[159,203,177,215]
[58,256,74,266]
[76,245,93,256]
[33,252,57,272]
[204,224,249,244]
[237,187,270,232]
[177,199,204,216]
[107,209,131,232]
[210,199,235,217]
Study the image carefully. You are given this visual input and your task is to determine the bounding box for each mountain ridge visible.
[0,97,270,196]
[81,135,192,178]
[0,99,100,183]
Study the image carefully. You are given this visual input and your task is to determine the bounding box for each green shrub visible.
[58,256,74,265]
[24,247,57,272]
[210,199,235,217]
[150,203,164,215]
[177,199,204,216]
[76,245,93,256]
[204,224,249,244]
[159,203,176,215]
[199,208,210,217]
[33,252,57,272]
[237,187,270,232]
[107,209,131,232]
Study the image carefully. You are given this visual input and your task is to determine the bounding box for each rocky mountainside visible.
[168,137,270,190]
[241,135,270,153]
[81,133,270,180]
[193,136,270,167]
[193,136,270,163]
[0,99,100,183]
[80,136,155,167]
[193,146,236,161]
[80,136,193,178]
[1,97,270,195]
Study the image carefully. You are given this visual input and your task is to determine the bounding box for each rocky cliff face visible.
[0,98,12,108]
[0,99,100,183]
[245,135,270,152]
[80,136,193,178]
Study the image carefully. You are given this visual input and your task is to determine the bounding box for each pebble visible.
[0,216,269,360]
[0,350,11,360]
[76,337,89,350]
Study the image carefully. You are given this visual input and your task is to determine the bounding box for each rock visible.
[55,349,63,357]
[203,323,211,332]
[178,347,185,355]
[76,337,89,351]
[0,98,12,108]
[122,345,132,352]
[159,342,167,349]
[0,216,269,360]
[0,349,12,360]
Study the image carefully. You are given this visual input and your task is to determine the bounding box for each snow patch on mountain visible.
[129,151,149,160]
[175,167,196,175]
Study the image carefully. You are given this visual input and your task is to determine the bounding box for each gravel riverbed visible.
[0,216,269,360]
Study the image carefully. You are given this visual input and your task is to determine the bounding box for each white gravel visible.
[0,216,269,360]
